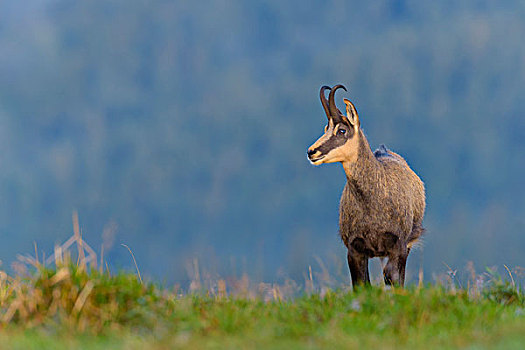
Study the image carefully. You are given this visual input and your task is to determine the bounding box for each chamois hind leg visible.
[383,244,409,286]
[347,248,370,289]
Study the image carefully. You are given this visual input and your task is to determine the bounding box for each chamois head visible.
[307,84,360,166]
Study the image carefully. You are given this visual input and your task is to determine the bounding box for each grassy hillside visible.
[0,258,523,349]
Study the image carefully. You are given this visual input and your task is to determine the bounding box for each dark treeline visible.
[0,1,523,283]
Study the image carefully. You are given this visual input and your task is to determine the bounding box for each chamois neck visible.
[342,129,379,183]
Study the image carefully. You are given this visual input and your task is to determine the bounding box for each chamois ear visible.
[343,98,360,129]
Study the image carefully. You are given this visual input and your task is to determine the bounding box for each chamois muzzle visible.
[307,148,324,163]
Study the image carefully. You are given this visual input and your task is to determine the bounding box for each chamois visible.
[307,84,425,288]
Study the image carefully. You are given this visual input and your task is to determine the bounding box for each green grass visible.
[0,262,524,349]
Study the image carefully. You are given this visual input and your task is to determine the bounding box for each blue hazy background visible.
[0,1,524,284]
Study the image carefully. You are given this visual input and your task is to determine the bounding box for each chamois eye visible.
[339,128,346,135]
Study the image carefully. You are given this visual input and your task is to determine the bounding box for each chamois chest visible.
[338,177,414,257]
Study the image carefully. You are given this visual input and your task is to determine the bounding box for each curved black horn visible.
[328,84,347,119]
[319,85,331,119]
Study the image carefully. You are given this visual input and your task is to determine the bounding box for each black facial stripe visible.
[314,134,347,155]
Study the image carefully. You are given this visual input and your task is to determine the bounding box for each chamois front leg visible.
[347,248,370,289]
[383,244,409,286]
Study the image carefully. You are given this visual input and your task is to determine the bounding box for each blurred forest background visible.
[0,0,523,284]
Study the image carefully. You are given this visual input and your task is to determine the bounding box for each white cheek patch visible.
[324,148,337,159]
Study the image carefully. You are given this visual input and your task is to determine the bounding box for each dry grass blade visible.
[45,236,76,265]
[50,268,70,286]
[82,240,98,269]
[33,242,39,265]
[73,280,95,315]
[504,264,516,291]
[44,213,97,269]
[418,264,424,290]
[100,244,104,274]
[443,262,460,291]
[16,254,39,268]
[121,244,142,284]
[3,299,21,323]
[72,211,86,268]
[217,279,226,298]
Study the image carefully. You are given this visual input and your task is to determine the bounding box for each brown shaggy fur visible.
[339,130,425,287]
